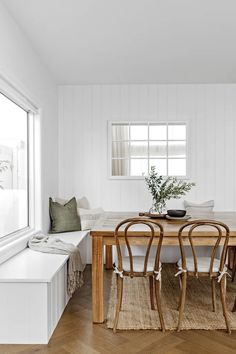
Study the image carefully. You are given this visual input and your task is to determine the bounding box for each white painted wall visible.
[59,84,236,211]
[58,84,236,262]
[0,1,58,233]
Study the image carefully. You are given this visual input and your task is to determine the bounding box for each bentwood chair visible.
[175,220,231,333]
[112,218,165,333]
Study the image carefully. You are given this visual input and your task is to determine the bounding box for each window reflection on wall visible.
[111,122,187,178]
[0,93,28,238]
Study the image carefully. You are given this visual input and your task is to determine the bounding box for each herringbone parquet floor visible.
[1,266,236,354]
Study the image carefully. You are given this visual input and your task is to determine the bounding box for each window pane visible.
[112,159,129,176]
[168,159,186,176]
[111,122,187,178]
[149,142,167,157]
[149,159,167,175]
[112,124,129,141]
[112,142,129,158]
[168,124,186,140]
[149,124,167,140]
[130,125,148,140]
[130,142,148,157]
[168,141,186,158]
[0,93,28,238]
[130,159,148,176]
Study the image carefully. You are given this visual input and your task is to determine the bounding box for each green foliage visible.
[145,166,195,212]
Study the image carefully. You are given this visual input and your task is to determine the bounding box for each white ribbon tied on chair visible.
[113,264,124,278]
[175,267,187,277]
[217,265,231,283]
[154,267,162,281]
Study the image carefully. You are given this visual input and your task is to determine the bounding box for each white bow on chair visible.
[113,264,124,278]
[217,265,231,283]
[175,267,187,277]
[154,267,162,281]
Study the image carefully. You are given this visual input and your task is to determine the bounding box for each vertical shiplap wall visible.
[58,84,236,212]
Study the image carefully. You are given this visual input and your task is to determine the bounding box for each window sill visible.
[0,228,40,266]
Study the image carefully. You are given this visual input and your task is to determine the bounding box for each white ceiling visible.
[2,0,236,84]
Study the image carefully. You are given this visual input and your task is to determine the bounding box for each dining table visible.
[90,211,236,323]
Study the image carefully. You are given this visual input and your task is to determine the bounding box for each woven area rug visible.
[107,264,236,330]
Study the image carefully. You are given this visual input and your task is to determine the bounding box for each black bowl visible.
[167,209,186,218]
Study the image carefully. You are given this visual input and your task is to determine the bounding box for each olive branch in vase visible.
[145,166,195,214]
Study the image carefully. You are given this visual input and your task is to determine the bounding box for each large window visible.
[110,122,187,178]
[0,93,29,238]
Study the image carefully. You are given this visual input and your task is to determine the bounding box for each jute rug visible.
[107,264,236,330]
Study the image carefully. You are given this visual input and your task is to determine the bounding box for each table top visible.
[91,211,236,237]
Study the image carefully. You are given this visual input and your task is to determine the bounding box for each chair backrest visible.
[114,218,164,277]
[177,219,230,277]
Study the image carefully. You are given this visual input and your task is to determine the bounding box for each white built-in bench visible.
[0,231,89,344]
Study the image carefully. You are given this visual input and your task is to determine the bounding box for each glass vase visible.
[149,203,166,215]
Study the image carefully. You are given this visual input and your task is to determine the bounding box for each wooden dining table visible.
[90,211,236,323]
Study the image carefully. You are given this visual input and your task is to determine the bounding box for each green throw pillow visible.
[49,197,81,233]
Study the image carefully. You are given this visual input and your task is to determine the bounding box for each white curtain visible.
[112,125,129,176]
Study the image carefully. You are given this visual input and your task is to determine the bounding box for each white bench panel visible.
[0,282,48,344]
[48,263,70,339]
[0,230,89,344]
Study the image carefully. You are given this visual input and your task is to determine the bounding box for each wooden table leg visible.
[92,236,104,323]
[105,245,113,270]
[228,246,235,270]
[232,297,236,312]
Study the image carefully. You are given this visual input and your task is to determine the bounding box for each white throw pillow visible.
[184,200,214,215]
[78,208,104,230]
[53,197,104,230]
[77,196,90,209]
[55,196,90,209]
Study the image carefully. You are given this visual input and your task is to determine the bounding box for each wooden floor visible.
[1,266,236,354]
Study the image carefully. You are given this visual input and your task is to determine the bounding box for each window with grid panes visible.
[110,122,187,178]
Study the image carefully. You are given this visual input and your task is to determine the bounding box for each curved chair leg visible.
[219,274,231,334]
[154,280,165,332]
[211,278,216,312]
[224,273,227,297]
[149,276,155,310]
[177,273,187,332]
[113,276,123,333]
[119,276,123,311]
[177,274,182,310]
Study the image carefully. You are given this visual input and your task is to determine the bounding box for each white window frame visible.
[108,121,189,180]
[0,74,41,248]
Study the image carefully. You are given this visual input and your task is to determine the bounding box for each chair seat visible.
[177,256,222,273]
[122,256,161,272]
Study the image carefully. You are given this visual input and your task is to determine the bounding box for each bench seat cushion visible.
[49,230,89,247]
[0,231,89,283]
